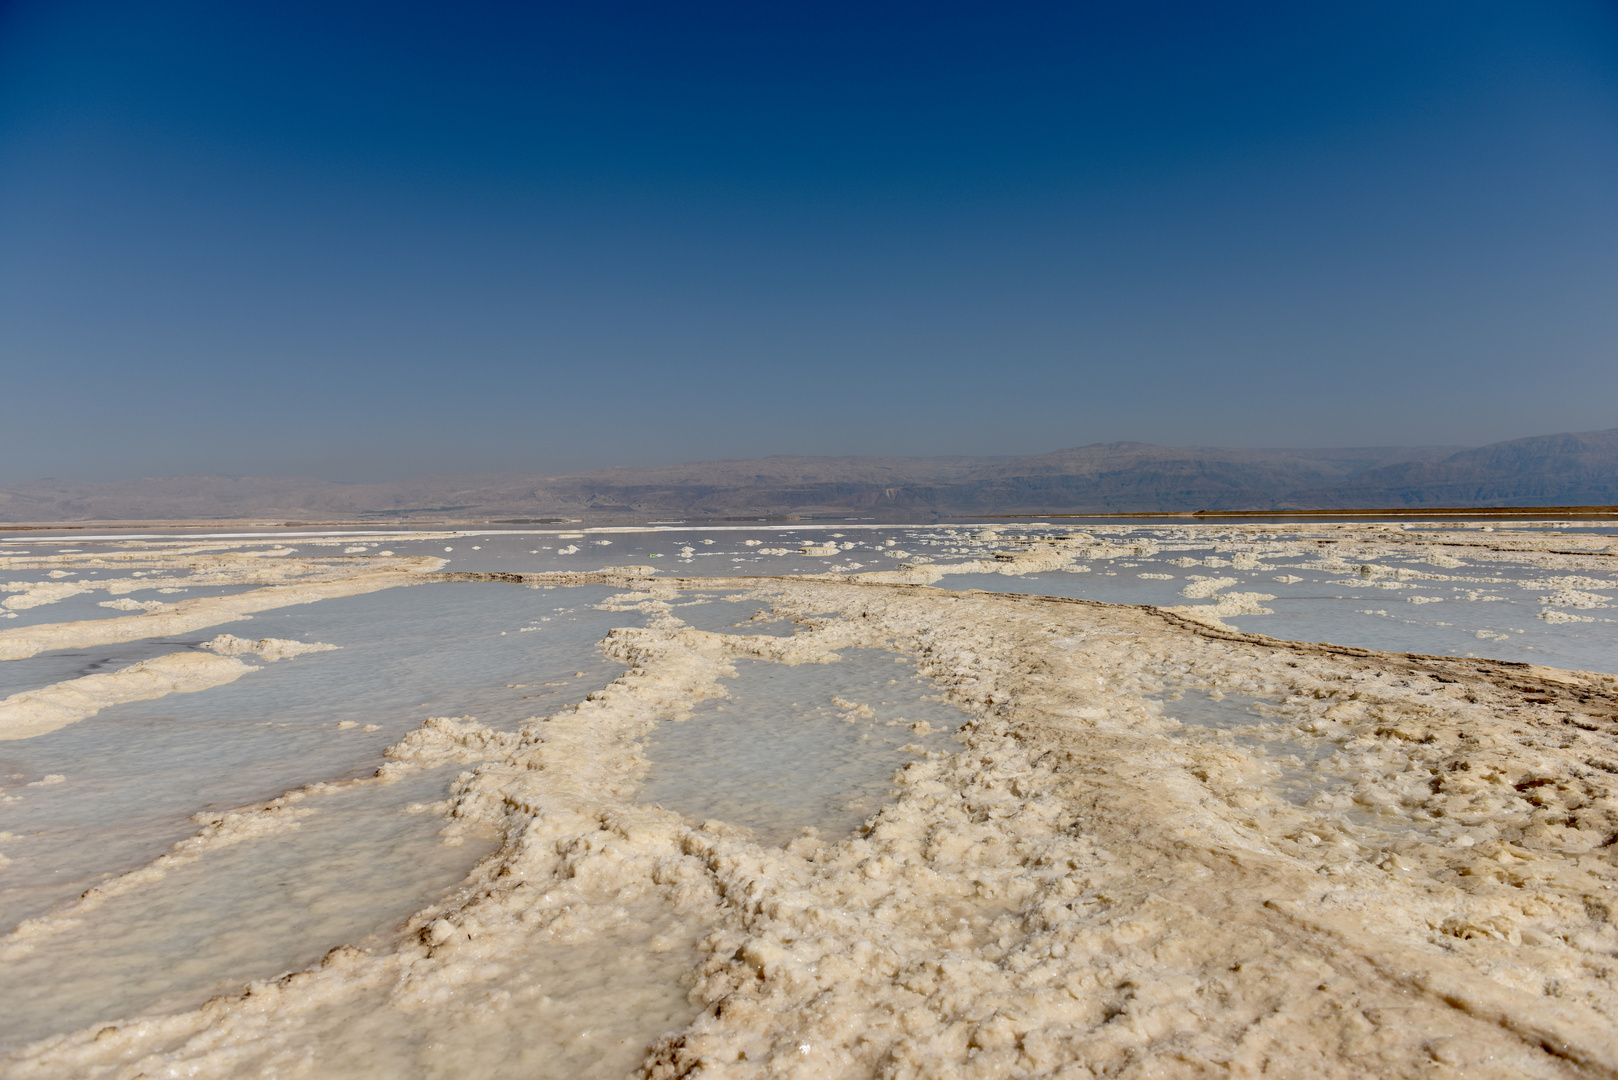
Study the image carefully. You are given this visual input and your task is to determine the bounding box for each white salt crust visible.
[0,651,262,741]
[0,636,339,740]
[0,538,447,635]
[1,527,1617,1078]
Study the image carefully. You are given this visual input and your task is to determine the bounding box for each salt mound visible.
[201,634,340,662]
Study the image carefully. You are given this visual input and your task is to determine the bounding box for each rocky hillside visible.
[2,429,1612,522]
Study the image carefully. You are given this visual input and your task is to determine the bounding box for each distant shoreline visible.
[2,504,1615,535]
[973,505,1618,520]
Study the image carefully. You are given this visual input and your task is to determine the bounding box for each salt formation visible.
[0,541,445,660]
[0,635,340,739]
[0,651,262,740]
[1,525,1616,1078]
[199,634,341,662]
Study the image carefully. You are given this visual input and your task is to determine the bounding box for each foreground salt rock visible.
[7,569,1617,1079]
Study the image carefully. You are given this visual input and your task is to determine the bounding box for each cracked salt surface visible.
[640,650,965,845]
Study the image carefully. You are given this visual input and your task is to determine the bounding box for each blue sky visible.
[2,1,1616,481]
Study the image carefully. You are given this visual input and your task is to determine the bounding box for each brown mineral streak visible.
[6,546,1618,1078]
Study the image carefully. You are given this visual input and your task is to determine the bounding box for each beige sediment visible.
[10,567,1618,1078]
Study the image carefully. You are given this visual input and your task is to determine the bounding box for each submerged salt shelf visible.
[915,526,1618,674]
[0,635,228,699]
[7,516,1616,668]
[0,583,272,634]
[1,768,497,1046]
[1,522,1616,1078]
[641,649,964,844]
[0,583,634,928]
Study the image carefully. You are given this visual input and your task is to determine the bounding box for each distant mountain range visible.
[2,427,1614,523]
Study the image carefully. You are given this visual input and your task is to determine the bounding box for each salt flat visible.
[0,521,1615,1078]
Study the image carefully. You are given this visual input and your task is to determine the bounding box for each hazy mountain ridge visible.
[934,443,1468,513]
[1,429,1612,522]
[1288,428,1618,509]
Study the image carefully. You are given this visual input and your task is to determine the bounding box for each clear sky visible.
[2,1,1616,482]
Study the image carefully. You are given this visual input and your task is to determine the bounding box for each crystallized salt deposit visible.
[200,633,340,661]
[0,636,341,740]
[0,652,262,740]
[1,523,1616,1078]
[0,557,444,661]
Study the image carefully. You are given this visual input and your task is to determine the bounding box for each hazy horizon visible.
[0,430,1522,487]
